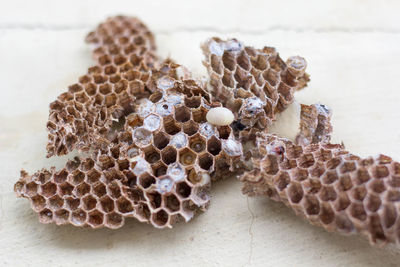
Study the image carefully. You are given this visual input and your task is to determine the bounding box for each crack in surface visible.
[1,24,400,34]
[246,197,255,267]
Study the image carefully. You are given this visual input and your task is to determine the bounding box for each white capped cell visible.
[132,127,152,147]
[222,139,242,156]
[170,132,188,149]
[156,176,174,194]
[143,114,161,131]
[167,162,186,182]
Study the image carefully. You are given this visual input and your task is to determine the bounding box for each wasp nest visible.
[202,37,310,131]
[16,73,245,228]
[241,104,400,245]
[47,16,159,157]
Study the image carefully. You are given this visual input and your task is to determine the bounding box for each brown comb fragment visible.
[202,37,310,131]
[47,16,159,157]
[17,67,244,229]
[240,104,400,245]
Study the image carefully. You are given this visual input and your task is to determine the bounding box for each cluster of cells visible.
[241,131,400,245]
[16,30,243,228]
[47,16,158,157]
[202,37,310,132]
[14,16,400,246]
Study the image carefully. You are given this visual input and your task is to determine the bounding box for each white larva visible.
[206,107,234,126]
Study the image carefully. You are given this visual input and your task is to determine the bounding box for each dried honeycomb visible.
[47,16,159,157]
[15,16,244,228]
[202,37,310,131]
[241,105,400,245]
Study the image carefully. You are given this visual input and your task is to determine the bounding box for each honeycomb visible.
[15,15,244,228]
[241,104,400,245]
[47,16,159,157]
[202,37,310,131]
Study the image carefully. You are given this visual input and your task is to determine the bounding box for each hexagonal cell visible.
[165,194,180,212]
[75,92,90,104]
[71,169,85,185]
[152,209,169,227]
[192,107,208,123]
[217,126,231,139]
[54,209,70,225]
[93,94,104,106]
[71,209,87,226]
[152,161,168,177]
[319,186,337,202]
[37,170,51,184]
[167,162,186,182]
[179,148,197,166]
[298,153,315,168]
[176,182,192,198]
[107,182,122,199]
[132,127,153,147]
[149,91,163,103]
[350,203,367,221]
[75,182,90,197]
[105,212,124,229]
[189,134,206,153]
[65,197,80,211]
[143,114,162,132]
[374,165,390,178]
[146,191,162,209]
[356,168,371,184]
[185,96,201,108]
[222,69,235,88]
[288,182,304,203]
[174,106,191,123]
[39,209,53,224]
[116,197,134,214]
[143,145,161,164]
[30,195,46,211]
[87,210,104,228]
[40,182,57,198]
[153,132,170,150]
[83,195,97,211]
[135,203,151,221]
[100,196,115,213]
[366,194,381,212]
[105,93,117,107]
[125,186,145,203]
[182,120,199,136]
[98,155,115,170]
[54,169,68,184]
[84,83,97,96]
[48,195,64,209]
[161,146,177,165]
[59,182,74,196]
[98,83,111,95]
[93,182,107,198]
[86,169,101,184]
[163,116,181,135]
[319,203,335,225]
[24,182,38,196]
[370,179,386,194]
[80,158,95,172]
[170,132,188,149]
[117,159,130,171]
[138,173,156,189]
[326,157,341,170]
[207,136,222,156]
[198,153,214,171]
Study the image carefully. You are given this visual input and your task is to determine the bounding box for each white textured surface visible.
[1,1,400,266]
